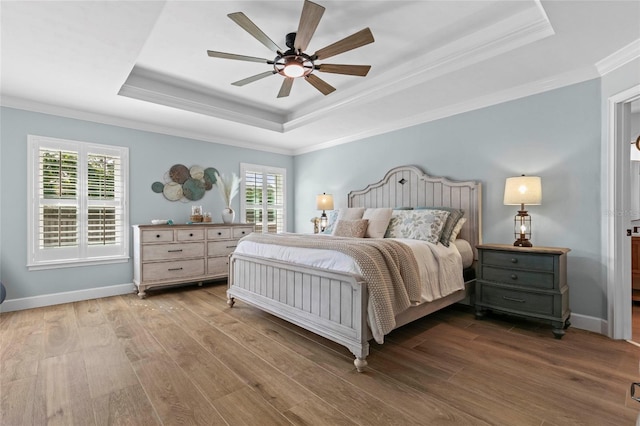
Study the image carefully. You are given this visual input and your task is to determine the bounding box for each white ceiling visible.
[1,1,639,155]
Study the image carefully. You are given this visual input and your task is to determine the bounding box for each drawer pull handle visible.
[168,267,183,271]
[503,296,525,303]
[156,234,161,238]
[510,258,518,263]
[241,231,246,234]
[510,274,518,280]
[168,249,183,253]
[226,245,237,249]
[189,233,193,237]
[218,232,222,235]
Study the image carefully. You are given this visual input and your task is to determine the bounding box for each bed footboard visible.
[227,253,370,371]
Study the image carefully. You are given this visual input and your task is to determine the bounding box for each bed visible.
[227,165,482,371]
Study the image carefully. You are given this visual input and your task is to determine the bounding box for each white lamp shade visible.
[504,176,542,205]
[316,193,334,210]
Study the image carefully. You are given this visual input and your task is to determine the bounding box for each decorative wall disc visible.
[182,178,206,201]
[169,164,190,184]
[151,181,164,193]
[190,165,205,180]
[163,181,183,201]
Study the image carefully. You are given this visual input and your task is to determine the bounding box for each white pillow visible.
[362,208,393,238]
[384,209,450,244]
[449,217,467,243]
[337,207,365,220]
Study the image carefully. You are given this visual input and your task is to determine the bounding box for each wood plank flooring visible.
[1,282,639,425]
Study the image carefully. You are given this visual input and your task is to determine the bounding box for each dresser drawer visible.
[233,227,253,239]
[177,228,204,241]
[482,250,554,272]
[481,266,554,290]
[207,227,232,240]
[141,229,174,243]
[142,259,205,282]
[478,285,554,316]
[207,257,229,277]
[208,240,237,257]
[142,242,205,261]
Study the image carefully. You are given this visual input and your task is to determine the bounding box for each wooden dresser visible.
[475,244,571,339]
[132,223,253,298]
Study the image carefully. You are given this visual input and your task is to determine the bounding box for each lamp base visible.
[513,238,533,247]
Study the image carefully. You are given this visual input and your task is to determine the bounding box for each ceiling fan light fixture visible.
[274,54,314,78]
[283,61,305,78]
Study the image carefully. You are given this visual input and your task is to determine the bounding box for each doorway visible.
[607,85,640,341]
[629,99,640,343]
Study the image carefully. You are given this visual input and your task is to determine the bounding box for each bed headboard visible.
[348,165,482,259]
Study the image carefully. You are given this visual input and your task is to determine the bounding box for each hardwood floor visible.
[2,282,639,425]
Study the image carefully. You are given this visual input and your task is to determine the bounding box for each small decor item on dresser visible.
[203,212,212,223]
[215,172,241,224]
[190,205,203,223]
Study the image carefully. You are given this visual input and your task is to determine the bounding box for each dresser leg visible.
[552,321,565,339]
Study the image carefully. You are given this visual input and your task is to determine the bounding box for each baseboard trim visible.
[569,312,609,336]
[0,283,135,313]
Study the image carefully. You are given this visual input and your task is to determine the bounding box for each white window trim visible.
[27,135,129,270]
[240,163,286,233]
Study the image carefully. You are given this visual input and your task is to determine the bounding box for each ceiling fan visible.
[206,0,375,98]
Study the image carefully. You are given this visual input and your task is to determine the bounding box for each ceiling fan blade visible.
[313,28,375,61]
[305,74,336,96]
[232,71,276,87]
[316,64,371,77]
[294,0,325,52]
[277,78,294,98]
[228,12,282,53]
[207,51,270,64]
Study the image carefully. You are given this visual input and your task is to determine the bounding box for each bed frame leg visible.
[354,357,368,372]
[227,297,235,308]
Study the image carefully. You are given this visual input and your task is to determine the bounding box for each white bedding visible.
[234,237,465,304]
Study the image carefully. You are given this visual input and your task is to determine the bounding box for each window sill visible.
[27,256,129,271]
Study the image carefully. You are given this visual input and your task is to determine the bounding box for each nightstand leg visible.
[475,307,486,320]
[564,315,571,330]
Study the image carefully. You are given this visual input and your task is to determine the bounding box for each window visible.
[240,163,286,233]
[27,135,129,269]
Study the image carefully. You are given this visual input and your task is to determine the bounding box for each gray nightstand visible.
[475,244,571,339]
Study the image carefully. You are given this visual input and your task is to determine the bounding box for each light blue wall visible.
[0,107,293,300]
[294,79,604,318]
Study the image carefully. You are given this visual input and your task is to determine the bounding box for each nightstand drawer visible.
[481,266,554,290]
[479,286,554,316]
[482,250,554,271]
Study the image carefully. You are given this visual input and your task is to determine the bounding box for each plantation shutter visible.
[28,135,129,269]
[241,164,286,233]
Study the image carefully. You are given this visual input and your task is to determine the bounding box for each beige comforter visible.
[239,233,422,342]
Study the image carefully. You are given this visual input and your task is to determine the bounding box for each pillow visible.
[362,208,393,238]
[384,209,450,244]
[321,210,339,234]
[415,206,464,247]
[333,219,369,238]
[449,217,466,243]
[337,207,365,220]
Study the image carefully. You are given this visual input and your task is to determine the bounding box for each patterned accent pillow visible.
[415,207,465,247]
[321,210,339,234]
[333,219,369,238]
[384,209,450,244]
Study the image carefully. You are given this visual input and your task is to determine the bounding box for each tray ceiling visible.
[1,1,639,154]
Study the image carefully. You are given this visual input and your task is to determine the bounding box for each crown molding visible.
[0,95,294,155]
[596,38,640,76]
[293,65,598,156]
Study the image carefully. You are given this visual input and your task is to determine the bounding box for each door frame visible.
[606,84,640,339]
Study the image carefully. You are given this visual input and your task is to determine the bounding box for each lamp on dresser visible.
[316,192,334,232]
[503,175,542,247]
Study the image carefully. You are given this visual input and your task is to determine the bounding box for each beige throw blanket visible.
[239,233,422,342]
